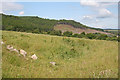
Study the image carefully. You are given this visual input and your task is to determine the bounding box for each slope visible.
[54,24,111,34]
[2,31,118,78]
[2,14,104,33]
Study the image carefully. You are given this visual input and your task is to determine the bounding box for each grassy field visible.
[2,31,118,78]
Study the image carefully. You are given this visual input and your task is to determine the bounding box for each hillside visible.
[2,31,118,78]
[54,24,111,34]
[2,14,104,33]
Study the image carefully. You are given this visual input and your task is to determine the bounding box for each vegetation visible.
[63,31,73,37]
[1,11,119,78]
[2,14,119,41]
[2,14,57,32]
[72,32,85,38]
[47,30,62,36]
[51,31,118,42]
[104,29,119,35]
[2,14,104,33]
[2,31,118,78]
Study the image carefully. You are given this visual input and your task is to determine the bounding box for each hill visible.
[2,14,105,34]
[54,24,111,34]
[2,31,118,78]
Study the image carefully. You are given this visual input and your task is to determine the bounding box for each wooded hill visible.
[1,14,104,33]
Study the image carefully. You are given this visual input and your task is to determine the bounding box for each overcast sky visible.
[1,0,119,29]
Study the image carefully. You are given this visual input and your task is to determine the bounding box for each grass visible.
[2,31,118,78]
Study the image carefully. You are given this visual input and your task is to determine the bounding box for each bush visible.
[86,33,97,39]
[78,34,85,38]
[106,37,118,41]
[72,34,79,37]
[32,29,40,33]
[47,30,62,36]
[72,32,85,38]
[81,32,85,35]
[96,34,108,40]
[63,31,73,37]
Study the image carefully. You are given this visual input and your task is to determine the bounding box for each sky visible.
[1,0,119,29]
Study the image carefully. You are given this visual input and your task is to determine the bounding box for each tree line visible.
[47,30,119,41]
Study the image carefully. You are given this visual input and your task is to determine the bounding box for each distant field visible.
[104,29,119,32]
[104,29,119,35]
[2,31,118,78]
[54,24,111,35]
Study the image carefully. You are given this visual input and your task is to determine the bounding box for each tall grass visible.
[2,31,118,78]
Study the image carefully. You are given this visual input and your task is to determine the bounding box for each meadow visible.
[2,31,118,78]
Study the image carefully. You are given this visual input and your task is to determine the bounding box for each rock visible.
[19,49,27,57]
[13,48,19,53]
[31,54,38,60]
[1,41,4,45]
[50,62,56,66]
[7,45,14,51]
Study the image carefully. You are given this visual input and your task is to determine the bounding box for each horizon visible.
[1,2,118,29]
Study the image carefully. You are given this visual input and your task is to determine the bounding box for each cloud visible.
[82,15,99,23]
[19,11,24,15]
[2,0,17,2]
[0,2,2,13]
[99,2,117,6]
[2,2,23,12]
[96,8,112,18]
[80,0,99,7]
[80,0,114,19]
[82,15,93,20]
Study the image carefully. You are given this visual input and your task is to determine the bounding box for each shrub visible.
[81,32,85,35]
[86,33,97,39]
[78,34,85,38]
[72,34,79,37]
[96,34,108,40]
[32,29,40,33]
[47,30,62,36]
[63,31,73,37]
